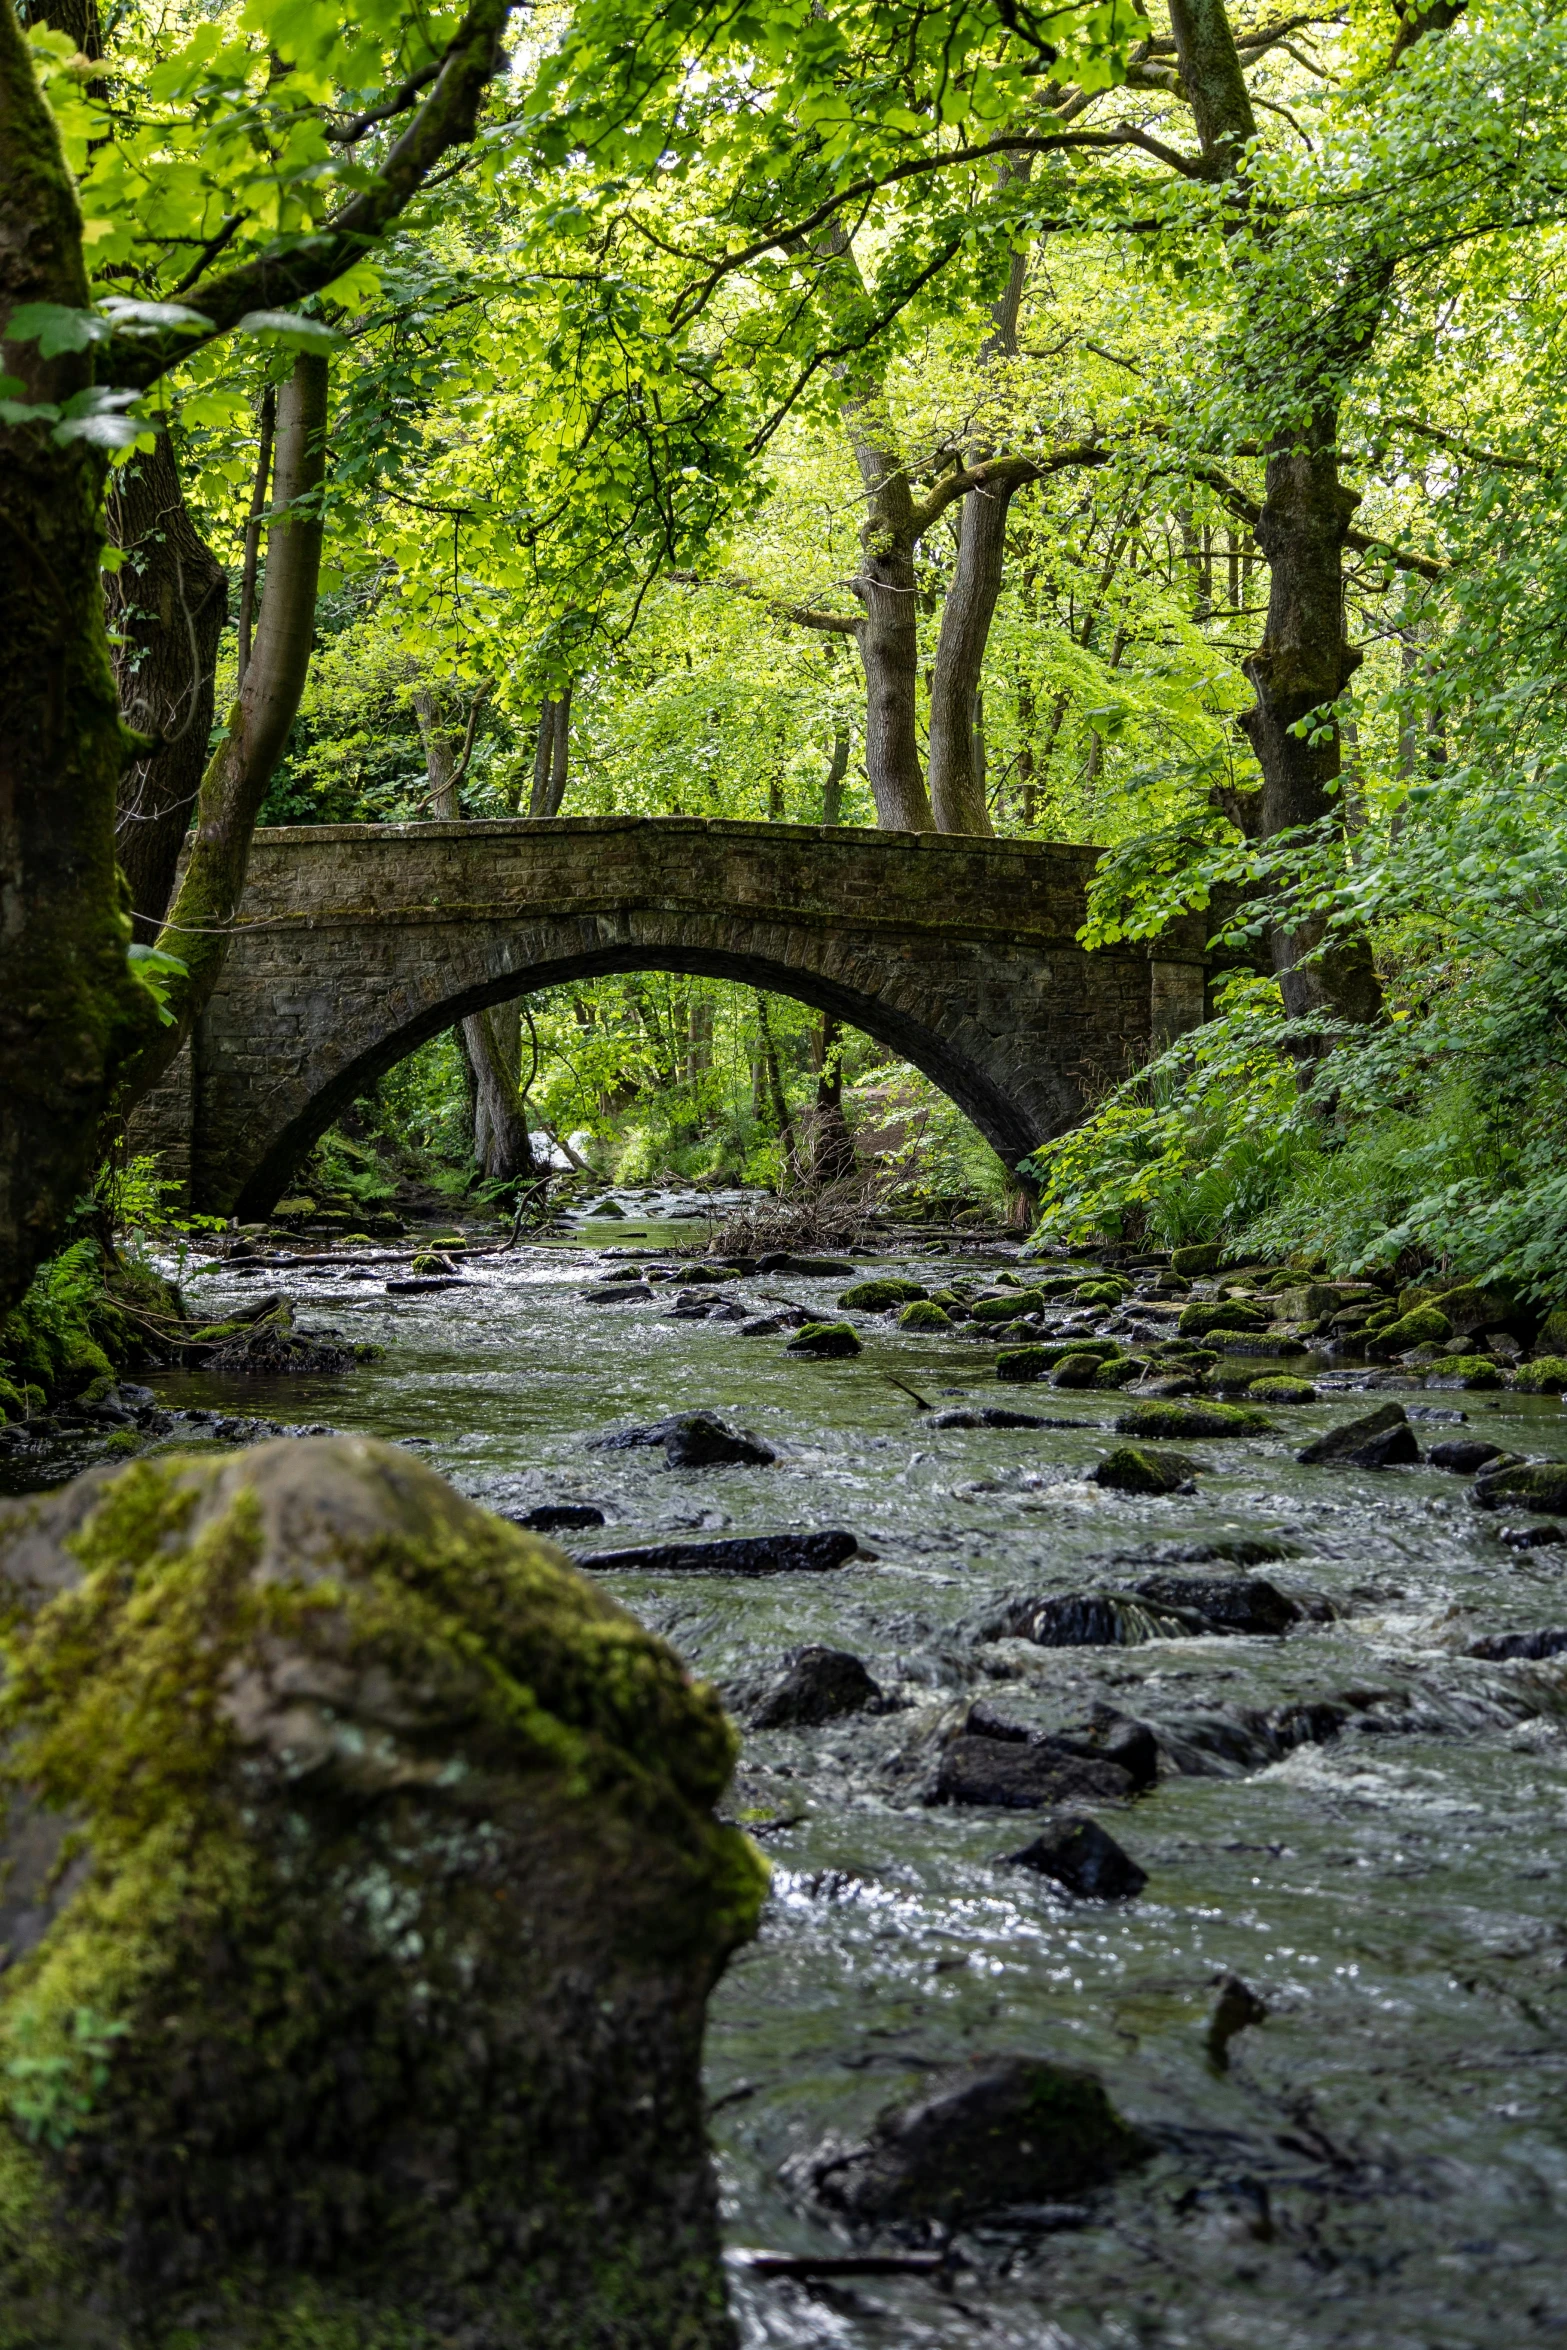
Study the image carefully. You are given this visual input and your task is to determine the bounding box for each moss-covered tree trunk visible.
[0,1,155,1321]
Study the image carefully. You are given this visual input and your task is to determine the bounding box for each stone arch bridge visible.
[133,817,1220,1218]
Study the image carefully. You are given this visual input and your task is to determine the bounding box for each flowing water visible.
[27,1203,1567,2346]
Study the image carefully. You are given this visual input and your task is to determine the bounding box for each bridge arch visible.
[129,818,1214,1214]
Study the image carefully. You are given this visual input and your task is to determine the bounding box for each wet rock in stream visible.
[1004,1815,1149,1901]
[512,1502,606,1533]
[930,1406,1078,1429]
[984,1573,1303,1649]
[1468,1625,1567,1659]
[1094,1444,1206,1495]
[750,1645,884,1727]
[586,1410,776,1467]
[1472,1459,1567,1513]
[932,1735,1136,1809]
[1296,1402,1421,1468]
[791,2055,1153,2228]
[576,1529,859,1576]
[1428,1438,1510,1474]
[1132,1573,1305,1637]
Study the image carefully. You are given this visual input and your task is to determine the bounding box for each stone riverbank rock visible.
[1296,1402,1421,1468]
[578,1530,859,1576]
[751,1646,883,1728]
[1004,1816,1149,1900]
[0,1437,764,2348]
[1133,1572,1302,1636]
[513,1501,607,1532]
[793,2055,1152,2227]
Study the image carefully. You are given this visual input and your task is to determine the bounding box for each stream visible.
[19,1198,1567,2347]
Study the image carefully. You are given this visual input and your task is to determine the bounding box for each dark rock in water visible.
[785,1321,863,1358]
[1296,1403,1420,1468]
[581,1281,653,1305]
[931,1406,1073,1429]
[385,1274,467,1294]
[1155,1699,1349,1776]
[795,2055,1152,2225]
[1468,1626,1567,1659]
[1094,1444,1204,1495]
[1132,1574,1302,1637]
[739,1315,793,1336]
[751,1646,883,1728]
[963,1699,1033,1742]
[1472,1460,1567,1514]
[991,1592,1186,1648]
[932,1735,1134,1808]
[1005,1816,1148,1900]
[577,1530,859,1576]
[663,1415,774,1467]
[1206,1973,1268,2071]
[1428,1438,1508,1475]
[587,1411,775,1467]
[1499,1522,1567,1549]
[756,1253,857,1276]
[513,1503,606,1533]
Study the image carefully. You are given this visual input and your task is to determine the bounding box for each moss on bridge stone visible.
[0,1437,764,2349]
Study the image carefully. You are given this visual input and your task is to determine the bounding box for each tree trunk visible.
[820,723,850,825]
[926,232,1028,835]
[1168,0,1383,1033]
[812,228,934,832]
[107,430,229,937]
[755,996,795,1174]
[1240,421,1382,1029]
[527,688,571,818]
[126,350,330,1108]
[811,1013,856,1184]
[415,686,537,1184]
[0,0,155,1316]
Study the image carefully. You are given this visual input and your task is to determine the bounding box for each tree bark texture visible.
[0,1,155,1317]
[810,1013,857,1184]
[107,431,229,937]
[925,212,1030,836]
[820,723,850,825]
[1173,0,1383,1032]
[527,690,571,818]
[125,352,329,1110]
[416,686,537,1184]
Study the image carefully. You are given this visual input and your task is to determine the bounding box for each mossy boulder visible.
[899,1300,952,1331]
[1247,1376,1317,1404]
[1072,1279,1126,1307]
[968,1288,1046,1323]
[1514,1356,1567,1395]
[1115,1400,1275,1439]
[1536,1309,1567,1356]
[1093,1356,1147,1390]
[1170,1243,1221,1276]
[1094,1445,1203,1495]
[1177,1301,1270,1339]
[0,1439,763,2347]
[1051,1351,1108,1389]
[1473,1460,1567,1514]
[786,1321,863,1358]
[997,1339,1120,1383]
[1368,1305,1453,1357]
[1424,1355,1506,1390]
[838,1278,926,1311]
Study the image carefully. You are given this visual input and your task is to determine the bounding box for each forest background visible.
[8,0,1567,1306]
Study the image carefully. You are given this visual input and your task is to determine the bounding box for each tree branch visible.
[109,0,514,386]
[668,567,860,633]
